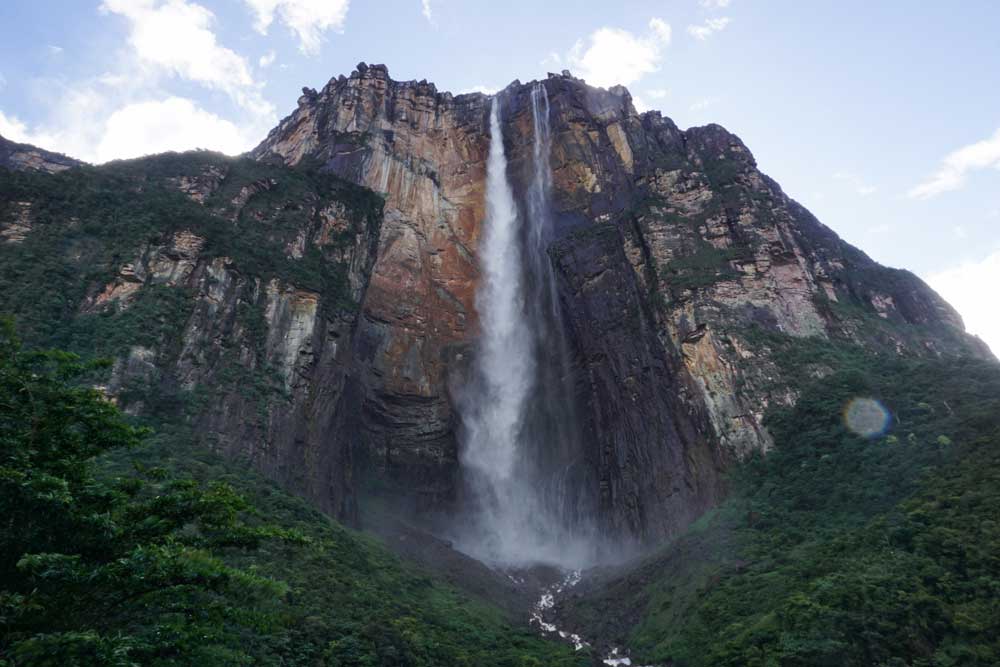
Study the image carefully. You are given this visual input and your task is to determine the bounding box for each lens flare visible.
[843,398,891,438]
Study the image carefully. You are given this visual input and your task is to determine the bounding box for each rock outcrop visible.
[0,134,83,173]
[0,152,383,523]
[252,65,492,512]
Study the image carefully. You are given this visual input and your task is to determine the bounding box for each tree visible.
[0,318,295,666]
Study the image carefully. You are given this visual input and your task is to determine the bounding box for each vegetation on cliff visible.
[0,151,380,352]
[560,332,1000,666]
[2,81,996,667]
[0,321,586,666]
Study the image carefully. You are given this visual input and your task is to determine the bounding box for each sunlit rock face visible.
[250,63,988,552]
[0,134,82,173]
[253,64,491,511]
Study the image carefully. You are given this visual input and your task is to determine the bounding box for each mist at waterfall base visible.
[451,85,605,570]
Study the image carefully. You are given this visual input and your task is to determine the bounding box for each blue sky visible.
[1,0,998,352]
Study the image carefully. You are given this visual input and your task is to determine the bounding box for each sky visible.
[0,0,997,353]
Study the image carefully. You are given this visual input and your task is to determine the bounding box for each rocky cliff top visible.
[0,134,84,174]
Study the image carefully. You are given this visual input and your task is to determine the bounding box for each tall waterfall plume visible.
[460,96,533,492]
[456,86,598,568]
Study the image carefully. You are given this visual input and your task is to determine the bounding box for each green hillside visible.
[560,332,1000,666]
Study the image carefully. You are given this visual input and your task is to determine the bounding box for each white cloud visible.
[908,128,1000,199]
[3,0,278,165]
[833,171,878,196]
[699,0,731,7]
[259,50,277,67]
[541,51,563,69]
[95,97,252,162]
[244,0,350,55]
[0,111,26,139]
[97,72,130,87]
[649,18,672,45]
[567,17,672,88]
[421,0,433,24]
[647,88,669,99]
[459,85,498,95]
[0,111,55,146]
[47,45,64,56]
[3,90,256,164]
[926,249,1000,355]
[687,17,731,40]
[101,0,272,117]
[2,70,270,164]
[632,96,649,113]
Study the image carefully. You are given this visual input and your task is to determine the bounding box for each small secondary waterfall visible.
[457,86,597,568]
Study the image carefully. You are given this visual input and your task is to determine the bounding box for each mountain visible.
[249,63,988,543]
[2,63,997,666]
[0,63,989,551]
[549,341,1000,666]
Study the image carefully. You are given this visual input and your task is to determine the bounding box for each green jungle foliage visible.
[0,322,586,667]
[607,332,1000,667]
[0,319,297,666]
[0,151,381,353]
[659,244,748,291]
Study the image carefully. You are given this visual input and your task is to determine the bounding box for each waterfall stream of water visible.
[456,86,598,569]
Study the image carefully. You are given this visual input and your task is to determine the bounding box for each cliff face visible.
[1,65,989,550]
[251,65,491,512]
[250,64,987,543]
[0,153,383,522]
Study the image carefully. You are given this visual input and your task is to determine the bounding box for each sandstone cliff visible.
[250,64,987,543]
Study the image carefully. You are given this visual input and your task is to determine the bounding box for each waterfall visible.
[457,95,536,565]
[461,97,532,486]
[457,87,597,569]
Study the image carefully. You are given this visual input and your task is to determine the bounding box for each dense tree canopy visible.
[0,318,296,665]
[558,332,1000,667]
[0,320,587,666]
